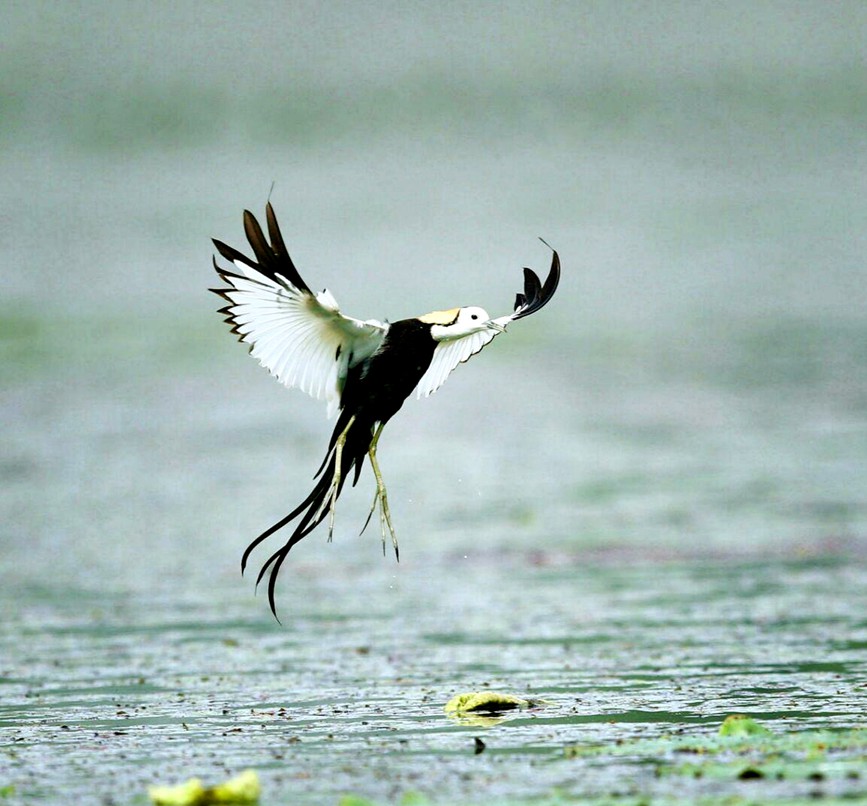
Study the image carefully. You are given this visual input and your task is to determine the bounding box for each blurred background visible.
[2,0,866,612]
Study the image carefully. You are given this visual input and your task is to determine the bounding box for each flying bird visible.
[211,204,560,617]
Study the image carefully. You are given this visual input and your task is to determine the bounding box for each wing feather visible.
[414,244,561,399]
[211,205,386,417]
[415,330,498,398]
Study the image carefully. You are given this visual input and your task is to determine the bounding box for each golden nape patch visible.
[418,307,460,325]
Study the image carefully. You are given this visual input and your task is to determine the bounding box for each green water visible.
[2,3,867,804]
[2,552,865,804]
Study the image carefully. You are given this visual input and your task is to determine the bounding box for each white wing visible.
[212,205,386,417]
[414,246,561,400]
[414,327,501,399]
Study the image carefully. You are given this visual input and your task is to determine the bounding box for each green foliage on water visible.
[717,714,772,738]
[334,720,867,805]
[564,718,867,796]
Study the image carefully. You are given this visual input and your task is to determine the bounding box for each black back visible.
[342,318,438,426]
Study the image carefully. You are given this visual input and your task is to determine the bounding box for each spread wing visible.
[211,204,387,418]
[414,245,561,399]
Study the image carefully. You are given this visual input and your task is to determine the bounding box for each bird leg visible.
[362,423,399,560]
[315,414,355,540]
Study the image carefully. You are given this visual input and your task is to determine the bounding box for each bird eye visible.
[470,314,478,320]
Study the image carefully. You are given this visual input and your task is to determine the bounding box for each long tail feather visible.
[242,415,375,619]
[240,475,328,574]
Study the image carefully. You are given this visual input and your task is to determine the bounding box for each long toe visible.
[381,507,399,561]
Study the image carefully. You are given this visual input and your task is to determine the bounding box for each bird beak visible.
[487,321,507,333]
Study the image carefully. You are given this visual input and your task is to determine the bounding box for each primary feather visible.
[415,247,561,398]
[212,209,386,418]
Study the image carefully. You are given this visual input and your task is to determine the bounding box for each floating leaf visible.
[148,769,260,805]
[444,691,531,714]
[209,770,260,804]
[148,777,206,806]
[565,722,867,787]
[719,714,772,738]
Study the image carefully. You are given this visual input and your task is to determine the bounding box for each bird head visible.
[420,306,501,341]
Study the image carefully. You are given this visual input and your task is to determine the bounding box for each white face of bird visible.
[423,306,499,341]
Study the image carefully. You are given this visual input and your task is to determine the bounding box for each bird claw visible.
[326,482,339,542]
[361,487,399,561]
[315,474,341,542]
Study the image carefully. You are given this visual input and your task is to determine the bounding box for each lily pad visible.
[444,691,532,714]
[564,716,867,788]
[148,769,260,805]
[718,713,772,738]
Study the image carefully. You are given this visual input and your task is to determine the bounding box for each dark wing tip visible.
[511,243,560,320]
[213,237,257,269]
[212,204,312,295]
[522,266,543,302]
[265,202,289,259]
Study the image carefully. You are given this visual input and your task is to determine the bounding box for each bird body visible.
[343,317,438,422]
[212,204,560,617]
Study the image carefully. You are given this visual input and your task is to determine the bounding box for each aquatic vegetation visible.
[444,691,533,714]
[148,769,259,805]
[564,716,867,787]
[718,713,772,737]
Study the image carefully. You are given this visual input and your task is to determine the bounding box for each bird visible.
[211,203,560,617]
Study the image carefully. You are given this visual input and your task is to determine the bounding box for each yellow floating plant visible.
[445,691,532,714]
[148,769,260,806]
